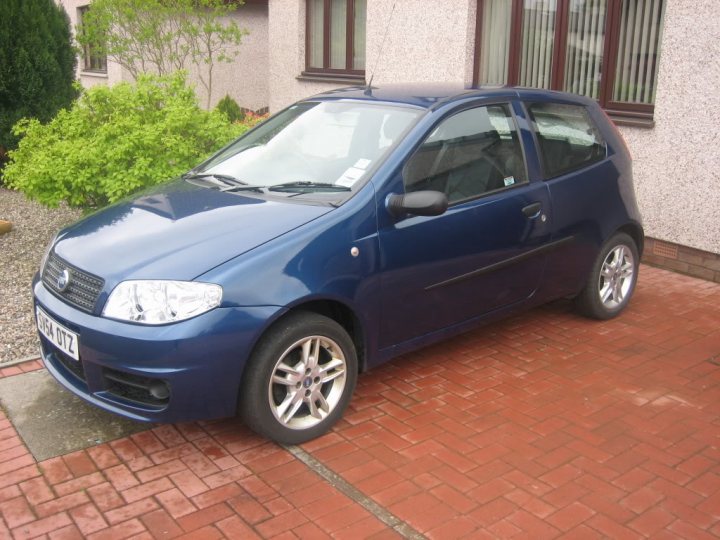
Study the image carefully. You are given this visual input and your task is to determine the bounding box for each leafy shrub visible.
[215,94,245,123]
[4,74,246,208]
[0,0,77,158]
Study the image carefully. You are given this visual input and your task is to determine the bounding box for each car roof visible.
[308,83,596,110]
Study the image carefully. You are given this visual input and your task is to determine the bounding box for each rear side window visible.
[528,102,606,178]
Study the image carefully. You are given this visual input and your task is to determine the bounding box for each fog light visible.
[149,381,170,400]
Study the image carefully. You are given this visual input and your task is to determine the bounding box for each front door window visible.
[403,104,527,204]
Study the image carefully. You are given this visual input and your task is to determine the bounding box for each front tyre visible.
[240,312,358,444]
[575,232,639,320]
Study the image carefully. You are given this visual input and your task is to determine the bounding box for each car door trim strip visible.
[425,235,575,291]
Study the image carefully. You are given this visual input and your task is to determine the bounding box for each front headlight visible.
[103,280,223,325]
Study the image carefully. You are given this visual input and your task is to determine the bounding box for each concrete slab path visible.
[0,370,148,461]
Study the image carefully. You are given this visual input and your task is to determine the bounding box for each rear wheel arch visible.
[575,231,639,319]
[617,222,644,257]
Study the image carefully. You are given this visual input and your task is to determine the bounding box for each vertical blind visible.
[308,0,324,68]
[479,0,512,85]
[330,0,347,69]
[519,0,557,90]
[613,0,665,104]
[354,0,367,70]
[476,0,667,110]
[563,0,606,99]
[308,0,365,72]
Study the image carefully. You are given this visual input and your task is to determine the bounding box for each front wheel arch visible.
[235,298,366,417]
[263,298,366,372]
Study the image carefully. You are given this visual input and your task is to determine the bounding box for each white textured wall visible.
[267,0,720,254]
[365,0,476,85]
[618,0,720,254]
[57,0,269,111]
[196,2,269,111]
[268,0,477,112]
[268,0,342,112]
[61,0,720,254]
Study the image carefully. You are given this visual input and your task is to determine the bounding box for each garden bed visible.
[0,187,81,362]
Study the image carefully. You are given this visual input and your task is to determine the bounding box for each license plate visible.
[36,307,80,361]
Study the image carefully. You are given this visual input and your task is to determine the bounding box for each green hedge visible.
[4,74,247,208]
[0,0,77,157]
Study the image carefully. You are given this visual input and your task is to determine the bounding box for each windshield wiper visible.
[267,181,351,193]
[184,173,264,193]
[184,172,247,186]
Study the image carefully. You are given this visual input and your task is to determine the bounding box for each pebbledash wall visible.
[267,0,720,282]
[57,0,269,111]
[60,0,720,282]
[617,0,720,282]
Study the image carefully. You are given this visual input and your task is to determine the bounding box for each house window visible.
[474,0,666,123]
[78,6,107,73]
[306,0,366,78]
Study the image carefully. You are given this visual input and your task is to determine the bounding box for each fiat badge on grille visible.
[57,269,71,292]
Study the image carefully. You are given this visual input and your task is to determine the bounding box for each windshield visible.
[192,101,422,201]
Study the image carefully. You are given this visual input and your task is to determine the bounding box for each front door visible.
[377,102,552,348]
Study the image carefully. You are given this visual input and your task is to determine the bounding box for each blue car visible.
[33,85,643,443]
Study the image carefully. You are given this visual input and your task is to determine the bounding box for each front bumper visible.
[33,275,282,423]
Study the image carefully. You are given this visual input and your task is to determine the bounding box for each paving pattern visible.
[1,265,719,539]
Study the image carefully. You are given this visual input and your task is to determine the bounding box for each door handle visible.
[522,202,542,218]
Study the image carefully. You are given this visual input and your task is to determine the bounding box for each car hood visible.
[53,181,333,284]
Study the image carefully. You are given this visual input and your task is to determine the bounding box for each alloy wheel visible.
[597,244,635,309]
[267,335,347,430]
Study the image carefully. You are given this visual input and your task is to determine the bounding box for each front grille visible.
[42,252,104,313]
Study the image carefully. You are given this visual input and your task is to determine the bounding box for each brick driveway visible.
[1,265,719,539]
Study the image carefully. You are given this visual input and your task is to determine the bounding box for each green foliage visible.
[215,94,245,123]
[77,0,247,107]
[4,74,246,208]
[0,0,77,158]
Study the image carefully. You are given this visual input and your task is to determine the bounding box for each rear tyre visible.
[239,312,357,444]
[575,232,639,320]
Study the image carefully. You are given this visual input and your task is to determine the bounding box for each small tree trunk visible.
[206,63,214,109]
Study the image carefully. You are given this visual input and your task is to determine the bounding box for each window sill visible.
[297,73,366,85]
[608,115,655,129]
[80,70,108,79]
[605,109,655,129]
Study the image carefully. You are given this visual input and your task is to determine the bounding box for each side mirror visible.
[386,190,448,217]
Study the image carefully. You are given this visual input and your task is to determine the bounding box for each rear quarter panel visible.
[517,92,642,300]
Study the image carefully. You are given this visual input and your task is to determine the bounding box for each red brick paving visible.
[0,412,394,539]
[0,360,43,380]
[1,265,719,538]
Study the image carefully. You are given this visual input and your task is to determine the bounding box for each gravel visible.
[0,187,81,363]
